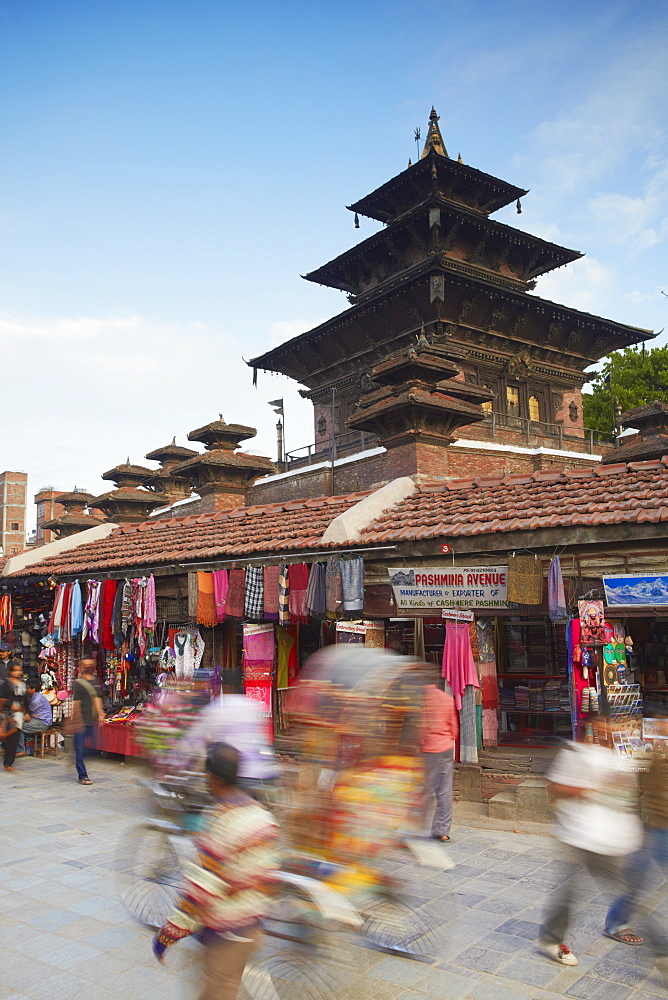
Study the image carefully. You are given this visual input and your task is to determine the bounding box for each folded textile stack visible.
[515,684,529,709]
[544,681,560,712]
[500,687,515,710]
[529,680,545,711]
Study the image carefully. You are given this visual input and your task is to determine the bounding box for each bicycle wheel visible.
[360,895,438,957]
[115,824,182,928]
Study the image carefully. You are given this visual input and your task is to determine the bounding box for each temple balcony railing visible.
[283,417,616,470]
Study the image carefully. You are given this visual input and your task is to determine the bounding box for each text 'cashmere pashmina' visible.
[263,566,280,620]
[287,563,309,624]
[226,569,246,620]
[244,567,264,621]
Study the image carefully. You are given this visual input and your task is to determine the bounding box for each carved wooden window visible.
[528,395,541,422]
[481,400,493,414]
[506,385,521,417]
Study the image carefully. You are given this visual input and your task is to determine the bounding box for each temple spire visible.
[421,107,448,159]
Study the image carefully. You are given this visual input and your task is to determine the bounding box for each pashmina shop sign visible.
[388,566,508,610]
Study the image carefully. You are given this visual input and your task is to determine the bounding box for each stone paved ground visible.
[1,751,668,1000]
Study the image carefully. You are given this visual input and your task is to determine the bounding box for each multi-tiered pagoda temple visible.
[250,109,652,495]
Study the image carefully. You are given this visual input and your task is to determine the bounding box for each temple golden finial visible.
[421,107,448,159]
[458,152,463,164]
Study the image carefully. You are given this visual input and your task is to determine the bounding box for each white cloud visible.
[0,313,142,341]
[535,256,614,315]
[265,318,320,348]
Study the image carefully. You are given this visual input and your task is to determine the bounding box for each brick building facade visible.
[0,471,27,556]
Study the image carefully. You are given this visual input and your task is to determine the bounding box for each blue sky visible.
[1,0,667,528]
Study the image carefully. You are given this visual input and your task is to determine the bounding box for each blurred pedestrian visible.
[70,658,104,785]
[0,666,21,771]
[22,679,53,754]
[421,674,458,843]
[606,736,668,983]
[0,642,21,683]
[5,663,28,757]
[153,742,279,1000]
[539,715,643,966]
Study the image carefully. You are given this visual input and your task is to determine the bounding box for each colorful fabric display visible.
[244,567,264,621]
[196,572,218,627]
[276,625,299,689]
[242,623,275,717]
[263,566,280,620]
[305,562,326,618]
[70,581,83,638]
[212,570,228,622]
[278,565,290,626]
[548,557,567,620]
[226,569,246,620]
[145,575,157,630]
[325,557,342,619]
[442,621,479,710]
[112,583,125,647]
[99,579,118,651]
[341,557,364,612]
[287,564,309,624]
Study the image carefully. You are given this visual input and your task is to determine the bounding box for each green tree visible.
[582,345,668,433]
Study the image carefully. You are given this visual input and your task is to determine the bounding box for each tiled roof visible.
[360,459,668,543]
[11,491,372,578]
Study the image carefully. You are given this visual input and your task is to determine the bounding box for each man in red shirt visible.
[421,678,458,842]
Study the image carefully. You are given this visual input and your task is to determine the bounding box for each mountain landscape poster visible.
[603,574,668,607]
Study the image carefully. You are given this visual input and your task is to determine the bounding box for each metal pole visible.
[330,387,337,495]
[276,419,284,466]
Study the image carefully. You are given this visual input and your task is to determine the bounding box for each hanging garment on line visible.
[507,554,542,605]
[305,562,326,618]
[197,572,218,627]
[325,558,342,618]
[112,582,125,647]
[145,574,157,630]
[442,621,479,711]
[244,567,264,621]
[548,557,567,621]
[226,569,246,620]
[341,557,364,612]
[276,624,299,689]
[99,580,118,651]
[263,566,280,620]
[213,570,229,623]
[278,566,290,626]
[70,581,83,638]
[459,685,478,764]
[288,564,309,624]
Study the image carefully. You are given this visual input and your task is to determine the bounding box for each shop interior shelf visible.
[497,673,566,679]
[501,709,571,715]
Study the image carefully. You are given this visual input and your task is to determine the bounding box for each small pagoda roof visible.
[619,400,668,432]
[41,513,104,531]
[91,488,169,506]
[101,462,155,483]
[54,491,97,505]
[187,418,257,450]
[174,450,274,474]
[347,149,528,223]
[145,441,199,463]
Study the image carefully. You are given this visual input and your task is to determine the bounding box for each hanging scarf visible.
[288,564,309,624]
[69,581,83,638]
[263,566,280,620]
[341,557,364,612]
[82,581,100,642]
[145,574,157,630]
[121,579,134,637]
[60,584,72,643]
[212,570,229,622]
[276,625,299,689]
[325,557,342,619]
[100,580,118,651]
[278,565,290,626]
[226,569,246,620]
[112,582,125,647]
[548,557,567,621]
[196,572,218,627]
[244,567,264,621]
[305,562,326,618]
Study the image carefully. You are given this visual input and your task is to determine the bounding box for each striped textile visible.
[278,565,290,625]
[244,567,264,621]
